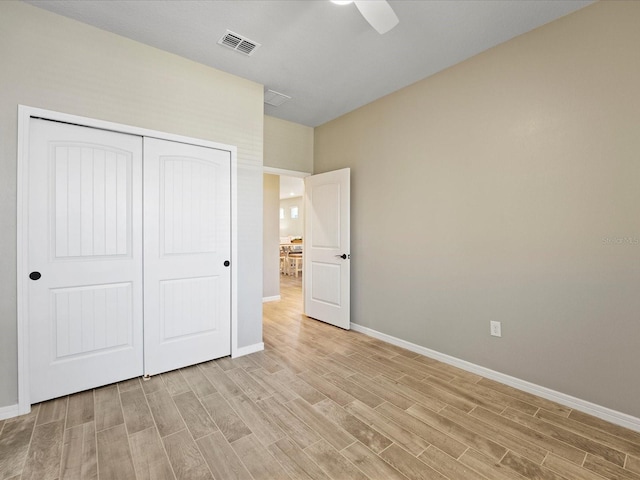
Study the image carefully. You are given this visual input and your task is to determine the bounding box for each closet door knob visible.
[224,260,230,267]
[29,271,42,280]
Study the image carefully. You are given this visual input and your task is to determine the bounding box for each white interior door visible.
[28,119,144,403]
[143,137,231,375]
[304,168,351,329]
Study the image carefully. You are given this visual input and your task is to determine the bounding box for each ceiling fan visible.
[331,0,399,35]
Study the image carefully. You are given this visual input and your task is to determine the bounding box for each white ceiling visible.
[280,176,305,200]
[25,0,594,127]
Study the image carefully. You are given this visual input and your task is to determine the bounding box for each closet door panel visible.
[143,137,231,375]
[28,119,144,403]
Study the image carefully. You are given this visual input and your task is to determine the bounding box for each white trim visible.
[233,342,264,358]
[263,166,311,178]
[19,106,240,151]
[0,404,22,421]
[263,295,281,303]
[17,105,239,416]
[230,147,239,359]
[16,108,31,418]
[351,323,640,433]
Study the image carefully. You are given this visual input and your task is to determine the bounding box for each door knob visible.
[29,271,42,280]
[224,260,230,267]
[335,254,347,260]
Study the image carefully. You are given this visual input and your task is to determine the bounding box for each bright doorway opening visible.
[263,171,307,307]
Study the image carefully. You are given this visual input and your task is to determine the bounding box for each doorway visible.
[263,167,351,330]
[263,171,307,307]
[279,175,305,285]
[263,171,310,313]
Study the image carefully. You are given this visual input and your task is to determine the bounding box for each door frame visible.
[16,105,238,414]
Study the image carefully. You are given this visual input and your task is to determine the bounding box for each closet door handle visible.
[224,260,230,267]
[29,271,42,280]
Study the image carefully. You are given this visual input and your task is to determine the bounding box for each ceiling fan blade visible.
[353,0,399,34]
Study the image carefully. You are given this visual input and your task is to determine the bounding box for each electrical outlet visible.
[490,321,502,337]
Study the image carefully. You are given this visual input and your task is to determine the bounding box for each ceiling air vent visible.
[264,89,292,107]
[218,30,261,56]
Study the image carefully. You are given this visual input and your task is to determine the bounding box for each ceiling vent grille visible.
[218,30,260,56]
[264,89,292,107]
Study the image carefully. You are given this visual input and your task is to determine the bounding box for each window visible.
[290,206,299,219]
[279,207,284,220]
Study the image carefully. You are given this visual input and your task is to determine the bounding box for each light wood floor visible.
[2,275,640,480]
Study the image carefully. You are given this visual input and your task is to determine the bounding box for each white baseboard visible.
[0,404,21,421]
[351,323,640,433]
[263,295,281,303]
[233,342,264,358]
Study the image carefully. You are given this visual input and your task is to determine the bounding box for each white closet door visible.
[28,119,144,403]
[143,137,231,375]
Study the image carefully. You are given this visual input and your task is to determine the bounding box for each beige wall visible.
[314,1,640,418]
[280,197,305,238]
[0,2,264,409]
[263,175,281,299]
[264,115,313,173]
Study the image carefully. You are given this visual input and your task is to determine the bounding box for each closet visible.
[26,118,232,403]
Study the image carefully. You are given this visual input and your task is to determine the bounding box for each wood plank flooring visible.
[1,274,639,479]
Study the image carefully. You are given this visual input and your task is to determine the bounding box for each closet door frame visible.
[16,105,238,415]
